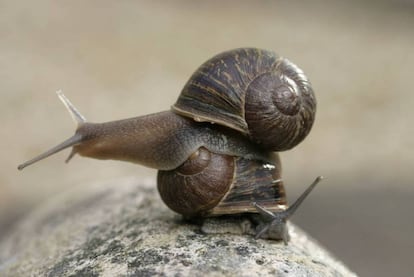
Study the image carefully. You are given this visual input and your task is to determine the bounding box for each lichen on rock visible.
[0,177,357,276]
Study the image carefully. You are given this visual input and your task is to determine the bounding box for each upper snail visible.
[173,48,316,151]
[18,48,319,243]
[18,48,316,171]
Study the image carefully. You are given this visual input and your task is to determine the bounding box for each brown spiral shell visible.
[172,48,316,151]
[157,147,287,217]
[157,147,234,216]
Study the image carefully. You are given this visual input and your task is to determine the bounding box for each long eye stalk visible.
[17,91,87,170]
[17,134,83,170]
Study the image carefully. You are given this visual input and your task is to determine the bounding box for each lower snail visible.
[18,48,322,244]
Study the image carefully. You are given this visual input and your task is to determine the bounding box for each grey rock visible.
[0,177,357,277]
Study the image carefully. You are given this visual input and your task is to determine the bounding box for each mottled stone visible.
[0,177,357,276]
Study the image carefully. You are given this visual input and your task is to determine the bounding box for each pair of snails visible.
[19,48,322,243]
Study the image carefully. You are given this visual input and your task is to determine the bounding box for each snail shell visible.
[173,48,316,151]
[157,147,286,217]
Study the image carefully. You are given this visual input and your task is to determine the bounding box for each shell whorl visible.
[173,48,316,151]
[157,147,235,217]
[157,147,287,217]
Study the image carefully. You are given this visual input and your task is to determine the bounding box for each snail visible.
[18,48,321,243]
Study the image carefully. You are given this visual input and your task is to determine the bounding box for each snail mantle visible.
[0,178,356,277]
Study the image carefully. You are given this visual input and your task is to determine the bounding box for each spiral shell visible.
[172,48,316,151]
[157,147,286,217]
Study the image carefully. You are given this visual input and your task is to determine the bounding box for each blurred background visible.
[1,0,413,276]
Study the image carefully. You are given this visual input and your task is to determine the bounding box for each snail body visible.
[63,111,271,170]
[18,48,321,243]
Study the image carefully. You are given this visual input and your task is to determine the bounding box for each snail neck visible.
[18,111,185,170]
[72,111,186,167]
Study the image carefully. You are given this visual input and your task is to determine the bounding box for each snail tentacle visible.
[253,176,323,243]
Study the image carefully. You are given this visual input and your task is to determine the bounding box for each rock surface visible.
[0,177,356,277]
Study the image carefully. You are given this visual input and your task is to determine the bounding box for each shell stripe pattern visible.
[174,48,279,133]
